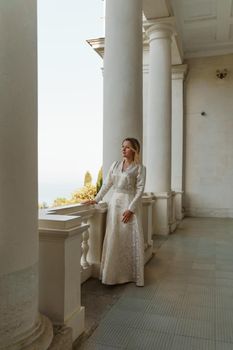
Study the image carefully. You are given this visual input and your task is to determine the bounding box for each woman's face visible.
[122,140,134,160]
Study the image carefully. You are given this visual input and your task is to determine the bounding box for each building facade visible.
[89,0,233,230]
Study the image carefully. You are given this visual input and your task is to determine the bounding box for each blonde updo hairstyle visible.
[122,137,141,164]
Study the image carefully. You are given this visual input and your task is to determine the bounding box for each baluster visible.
[81,220,90,269]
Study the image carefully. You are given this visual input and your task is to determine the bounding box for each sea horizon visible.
[39,180,84,206]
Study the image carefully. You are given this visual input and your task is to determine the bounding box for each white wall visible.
[184,54,233,217]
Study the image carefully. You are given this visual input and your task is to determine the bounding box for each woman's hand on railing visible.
[81,199,97,205]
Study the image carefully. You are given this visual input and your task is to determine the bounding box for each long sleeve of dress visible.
[128,165,146,213]
[94,161,116,203]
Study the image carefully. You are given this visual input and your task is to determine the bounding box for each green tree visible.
[96,167,103,194]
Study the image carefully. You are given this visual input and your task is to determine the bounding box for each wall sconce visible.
[216,68,228,79]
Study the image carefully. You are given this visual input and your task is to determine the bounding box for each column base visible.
[170,191,177,233]
[64,306,85,342]
[51,307,85,343]
[170,221,177,233]
[5,314,53,350]
[152,191,180,235]
[174,191,185,222]
[142,194,154,263]
[152,192,171,236]
[144,244,153,264]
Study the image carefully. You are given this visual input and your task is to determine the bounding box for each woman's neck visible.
[123,158,133,165]
[122,159,134,172]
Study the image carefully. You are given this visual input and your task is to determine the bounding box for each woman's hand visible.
[81,199,97,205]
[122,210,134,223]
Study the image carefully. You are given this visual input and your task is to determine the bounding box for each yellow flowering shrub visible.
[53,197,73,207]
[51,168,102,208]
[71,184,97,203]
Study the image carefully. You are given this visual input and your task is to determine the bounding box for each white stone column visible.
[172,65,187,222]
[0,1,53,349]
[145,20,174,235]
[142,35,150,165]
[103,0,143,174]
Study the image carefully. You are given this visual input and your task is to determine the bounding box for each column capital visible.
[172,64,188,80]
[144,17,176,41]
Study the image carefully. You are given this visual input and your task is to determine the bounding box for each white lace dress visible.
[95,161,146,286]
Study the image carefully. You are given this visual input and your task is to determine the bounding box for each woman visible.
[85,138,146,286]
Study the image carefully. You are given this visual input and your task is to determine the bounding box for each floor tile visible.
[216,321,233,342]
[216,271,233,280]
[79,342,124,350]
[178,304,216,322]
[216,278,233,287]
[192,262,216,270]
[89,323,131,347]
[101,308,144,328]
[113,296,150,312]
[175,318,215,339]
[182,292,216,308]
[171,335,215,350]
[137,314,178,334]
[146,299,181,318]
[78,218,233,349]
[126,329,174,350]
[216,342,233,350]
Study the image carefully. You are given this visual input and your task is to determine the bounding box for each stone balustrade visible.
[38,194,154,341]
[48,202,108,282]
[39,214,87,342]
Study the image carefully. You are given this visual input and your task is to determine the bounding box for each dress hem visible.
[100,278,144,287]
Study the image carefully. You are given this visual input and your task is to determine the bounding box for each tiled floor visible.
[75,218,233,350]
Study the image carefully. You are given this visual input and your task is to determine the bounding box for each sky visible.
[38,0,104,204]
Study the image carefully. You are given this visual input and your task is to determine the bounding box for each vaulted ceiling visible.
[171,0,233,58]
[143,0,233,59]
